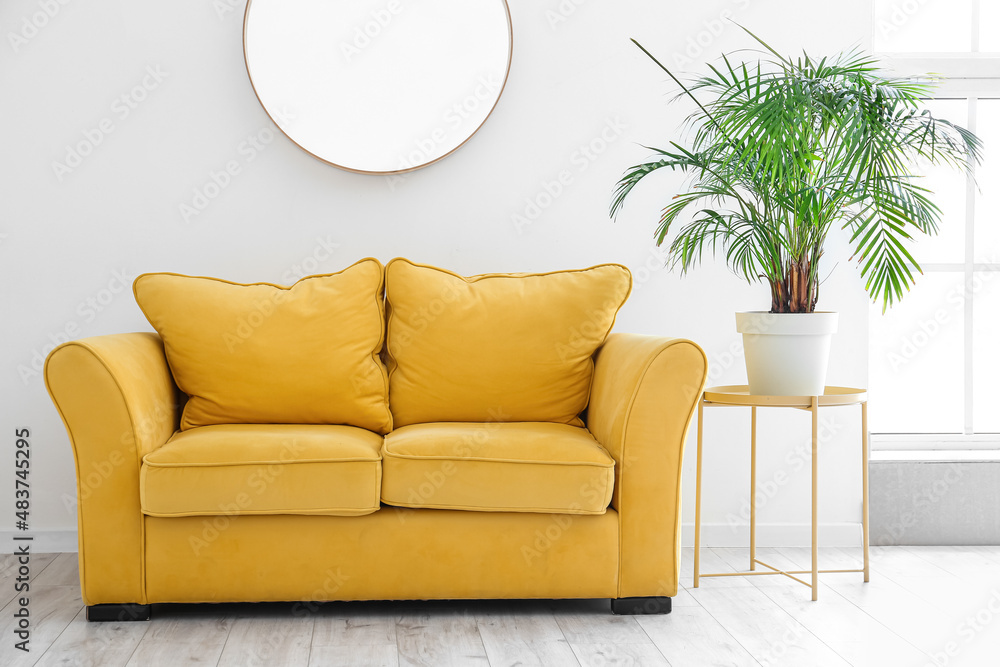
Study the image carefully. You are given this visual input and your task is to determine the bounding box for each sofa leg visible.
[611,596,672,615]
[86,604,151,622]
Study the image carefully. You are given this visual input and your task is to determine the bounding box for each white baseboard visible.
[2,530,78,554]
[681,522,865,548]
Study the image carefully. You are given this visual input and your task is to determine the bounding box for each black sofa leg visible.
[86,604,151,622]
[611,596,672,615]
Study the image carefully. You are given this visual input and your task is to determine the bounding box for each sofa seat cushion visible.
[140,424,383,517]
[380,422,615,514]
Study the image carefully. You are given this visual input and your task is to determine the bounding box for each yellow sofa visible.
[45,258,707,621]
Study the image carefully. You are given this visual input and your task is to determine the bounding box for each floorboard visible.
[7,547,1000,666]
[395,607,490,667]
[714,548,929,667]
[34,607,148,667]
[553,607,650,645]
[308,645,399,667]
[312,601,397,647]
[0,553,57,610]
[569,642,671,666]
[31,553,80,587]
[0,585,85,667]
[125,604,234,666]
[476,603,579,667]
[688,549,851,666]
[215,605,314,667]
[779,546,972,660]
[636,605,759,667]
[902,545,1000,586]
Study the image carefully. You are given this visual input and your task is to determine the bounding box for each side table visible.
[693,385,870,600]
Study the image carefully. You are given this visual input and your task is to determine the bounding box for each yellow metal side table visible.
[693,385,870,601]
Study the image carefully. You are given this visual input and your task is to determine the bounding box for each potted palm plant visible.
[611,28,982,395]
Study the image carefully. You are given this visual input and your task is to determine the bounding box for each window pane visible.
[975,99,1000,262]
[869,272,965,433]
[910,99,968,264]
[973,271,1000,432]
[981,2,1000,52]
[874,0,972,53]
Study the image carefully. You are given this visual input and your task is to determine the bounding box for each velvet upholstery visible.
[45,263,707,610]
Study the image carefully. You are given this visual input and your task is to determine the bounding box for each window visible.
[869,0,1000,449]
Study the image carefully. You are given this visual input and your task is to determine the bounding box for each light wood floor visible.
[2,546,1000,666]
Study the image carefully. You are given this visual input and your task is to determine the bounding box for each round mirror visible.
[243,0,513,175]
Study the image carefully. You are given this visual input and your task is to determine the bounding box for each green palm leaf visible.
[611,25,982,312]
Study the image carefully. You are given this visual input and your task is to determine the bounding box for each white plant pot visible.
[735,311,839,396]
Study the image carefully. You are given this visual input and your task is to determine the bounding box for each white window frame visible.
[870,0,1000,451]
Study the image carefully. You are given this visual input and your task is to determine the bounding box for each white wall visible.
[0,0,873,552]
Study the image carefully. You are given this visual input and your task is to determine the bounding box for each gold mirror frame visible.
[242,0,513,175]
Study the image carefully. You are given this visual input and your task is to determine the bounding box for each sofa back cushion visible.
[384,258,632,427]
[133,258,392,434]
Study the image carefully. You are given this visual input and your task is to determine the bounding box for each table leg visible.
[750,406,757,571]
[862,400,870,583]
[694,398,704,588]
[811,396,819,601]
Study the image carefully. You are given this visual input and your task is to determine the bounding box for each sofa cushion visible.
[140,424,383,516]
[133,258,392,433]
[384,259,632,427]
[380,422,615,514]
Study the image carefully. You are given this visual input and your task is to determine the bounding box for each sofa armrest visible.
[45,333,180,605]
[588,333,707,598]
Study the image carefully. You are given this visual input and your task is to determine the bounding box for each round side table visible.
[693,385,870,601]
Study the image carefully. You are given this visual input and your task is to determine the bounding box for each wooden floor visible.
[2,546,1000,666]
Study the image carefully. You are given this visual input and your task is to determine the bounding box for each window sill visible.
[871,450,1000,463]
[872,433,1000,452]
